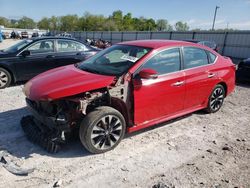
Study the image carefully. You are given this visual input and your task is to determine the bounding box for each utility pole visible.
[212,6,220,30]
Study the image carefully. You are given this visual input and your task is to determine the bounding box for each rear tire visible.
[205,84,225,113]
[79,106,126,154]
[0,68,11,89]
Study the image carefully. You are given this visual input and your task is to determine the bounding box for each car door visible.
[133,48,185,126]
[183,47,219,110]
[14,39,56,81]
[54,39,91,67]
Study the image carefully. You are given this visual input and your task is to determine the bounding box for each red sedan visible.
[22,40,236,154]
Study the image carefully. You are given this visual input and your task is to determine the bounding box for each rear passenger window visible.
[142,48,181,75]
[57,40,88,52]
[183,47,209,69]
[207,51,217,63]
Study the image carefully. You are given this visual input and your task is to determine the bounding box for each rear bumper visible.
[236,68,250,81]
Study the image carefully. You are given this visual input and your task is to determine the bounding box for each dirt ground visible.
[0,39,250,188]
[0,39,20,50]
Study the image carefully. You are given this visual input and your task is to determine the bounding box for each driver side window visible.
[27,40,54,54]
[140,48,181,75]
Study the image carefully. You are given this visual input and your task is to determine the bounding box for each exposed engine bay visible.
[21,75,132,153]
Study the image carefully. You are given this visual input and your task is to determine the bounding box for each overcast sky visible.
[1,0,250,30]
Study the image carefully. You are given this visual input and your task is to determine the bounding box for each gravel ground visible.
[0,39,250,188]
[0,39,20,50]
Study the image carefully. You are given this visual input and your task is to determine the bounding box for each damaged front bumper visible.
[21,98,70,153]
[25,98,69,131]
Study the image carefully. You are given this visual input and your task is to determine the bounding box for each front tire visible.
[205,84,225,113]
[79,106,126,154]
[0,68,11,89]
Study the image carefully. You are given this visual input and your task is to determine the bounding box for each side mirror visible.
[139,69,158,79]
[21,50,30,57]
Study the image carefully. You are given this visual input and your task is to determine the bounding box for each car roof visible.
[182,39,200,43]
[183,39,216,44]
[31,36,78,42]
[119,40,204,49]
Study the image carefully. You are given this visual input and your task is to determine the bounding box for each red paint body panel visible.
[24,65,115,101]
[133,71,185,126]
[184,64,220,109]
[127,105,205,133]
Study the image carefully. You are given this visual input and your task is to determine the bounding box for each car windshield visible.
[2,39,32,53]
[77,44,151,76]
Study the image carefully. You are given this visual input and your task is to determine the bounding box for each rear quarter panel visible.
[215,56,236,96]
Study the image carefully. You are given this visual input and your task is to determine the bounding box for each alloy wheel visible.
[90,115,123,150]
[0,71,8,88]
[210,87,224,111]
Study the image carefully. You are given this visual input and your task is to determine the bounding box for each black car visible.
[32,32,39,38]
[0,37,100,88]
[236,58,250,82]
[10,31,20,39]
[183,39,219,52]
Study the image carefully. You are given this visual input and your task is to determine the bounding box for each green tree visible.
[0,17,12,27]
[123,13,134,31]
[17,16,36,29]
[103,19,118,31]
[156,19,173,31]
[146,18,157,31]
[79,12,107,31]
[59,15,80,31]
[49,16,60,30]
[37,16,60,30]
[111,10,123,30]
[132,17,148,31]
[175,21,189,31]
[156,19,167,31]
[37,17,50,30]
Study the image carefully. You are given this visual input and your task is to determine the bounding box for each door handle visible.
[172,81,185,86]
[208,73,215,78]
[46,55,55,58]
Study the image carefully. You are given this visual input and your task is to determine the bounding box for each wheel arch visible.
[217,81,228,96]
[83,88,131,128]
[0,64,16,83]
[109,97,130,128]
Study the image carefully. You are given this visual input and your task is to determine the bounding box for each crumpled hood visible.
[24,65,115,101]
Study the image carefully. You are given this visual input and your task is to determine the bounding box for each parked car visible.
[21,40,236,154]
[236,58,250,82]
[10,31,20,39]
[2,32,10,39]
[41,32,51,37]
[32,32,39,38]
[183,39,219,52]
[21,31,29,39]
[0,37,100,88]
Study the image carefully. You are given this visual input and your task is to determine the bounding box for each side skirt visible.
[127,105,205,133]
